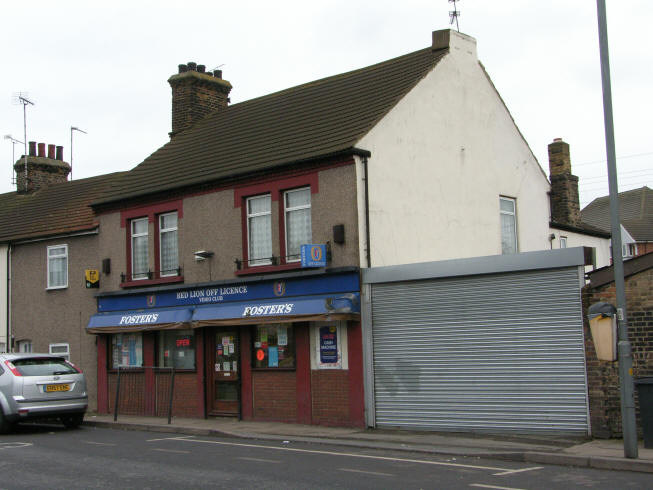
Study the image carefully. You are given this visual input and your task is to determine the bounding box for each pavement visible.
[82,413,653,474]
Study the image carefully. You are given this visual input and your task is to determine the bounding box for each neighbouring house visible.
[0,140,123,410]
[82,28,610,431]
[584,251,653,438]
[582,186,653,260]
[547,138,611,267]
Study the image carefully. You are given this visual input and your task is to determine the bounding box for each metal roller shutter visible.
[371,267,589,434]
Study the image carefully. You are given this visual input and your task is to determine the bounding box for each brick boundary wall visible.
[583,267,653,438]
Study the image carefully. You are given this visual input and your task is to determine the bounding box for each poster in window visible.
[278,326,288,346]
[319,326,338,364]
[268,346,279,367]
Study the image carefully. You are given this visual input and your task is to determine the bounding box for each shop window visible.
[252,324,295,369]
[111,333,143,369]
[157,329,195,369]
[47,244,68,289]
[284,187,312,262]
[246,194,272,266]
[159,212,179,277]
[500,196,518,254]
[49,343,70,361]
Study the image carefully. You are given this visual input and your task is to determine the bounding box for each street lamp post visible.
[595,0,638,459]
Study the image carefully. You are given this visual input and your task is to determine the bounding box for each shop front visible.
[88,270,364,427]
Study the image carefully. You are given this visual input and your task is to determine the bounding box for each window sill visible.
[120,276,184,289]
[251,367,296,371]
[235,263,304,276]
[46,285,68,291]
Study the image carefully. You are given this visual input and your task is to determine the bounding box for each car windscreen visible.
[12,358,77,376]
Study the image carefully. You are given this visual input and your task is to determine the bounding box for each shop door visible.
[208,329,240,416]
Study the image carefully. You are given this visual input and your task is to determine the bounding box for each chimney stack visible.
[548,138,581,227]
[168,61,232,138]
[14,141,71,194]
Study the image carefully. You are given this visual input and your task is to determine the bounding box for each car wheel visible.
[0,408,14,434]
[61,413,84,429]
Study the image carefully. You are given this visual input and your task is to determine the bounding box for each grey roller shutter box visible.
[371,267,589,434]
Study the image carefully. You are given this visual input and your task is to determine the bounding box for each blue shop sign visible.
[98,271,359,312]
[301,244,327,268]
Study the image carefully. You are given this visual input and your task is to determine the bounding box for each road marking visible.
[162,436,521,473]
[152,448,190,454]
[0,442,32,450]
[339,468,394,477]
[492,466,543,476]
[146,436,197,442]
[237,457,281,464]
[470,484,525,490]
[84,441,117,446]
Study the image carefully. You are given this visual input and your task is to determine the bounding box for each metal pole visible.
[114,366,122,422]
[596,0,638,459]
[167,368,175,425]
[70,127,73,181]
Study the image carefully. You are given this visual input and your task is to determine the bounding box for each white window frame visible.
[560,236,568,249]
[17,340,33,353]
[284,187,312,262]
[49,343,70,361]
[246,194,272,266]
[500,196,518,255]
[622,243,637,258]
[131,217,149,280]
[47,244,68,289]
[159,212,178,277]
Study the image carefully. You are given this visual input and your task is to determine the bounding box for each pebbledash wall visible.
[583,253,653,438]
[90,270,365,427]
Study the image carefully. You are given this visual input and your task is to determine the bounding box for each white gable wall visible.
[356,36,551,267]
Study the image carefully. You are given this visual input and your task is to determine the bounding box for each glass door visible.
[209,329,240,416]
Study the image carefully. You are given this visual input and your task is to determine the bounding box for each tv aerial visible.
[449,0,461,32]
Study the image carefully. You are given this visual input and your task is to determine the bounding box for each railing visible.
[112,366,176,424]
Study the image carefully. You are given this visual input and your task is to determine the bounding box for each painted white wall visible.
[549,228,611,270]
[0,245,7,351]
[356,31,553,267]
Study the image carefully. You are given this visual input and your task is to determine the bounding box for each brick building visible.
[584,252,653,437]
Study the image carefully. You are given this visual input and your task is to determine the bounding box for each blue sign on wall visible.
[301,244,327,268]
[97,271,359,312]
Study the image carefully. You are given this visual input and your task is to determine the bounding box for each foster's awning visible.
[87,306,193,333]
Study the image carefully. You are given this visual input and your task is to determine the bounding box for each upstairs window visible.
[500,197,517,254]
[622,243,637,258]
[560,236,568,248]
[247,195,272,266]
[284,187,312,262]
[159,212,178,276]
[47,244,68,289]
[131,218,149,280]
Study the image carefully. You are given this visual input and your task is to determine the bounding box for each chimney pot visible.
[214,69,222,78]
[38,143,46,157]
[48,144,56,159]
[187,62,197,71]
[28,141,36,156]
[56,145,64,161]
[197,64,205,73]
[553,137,562,142]
[178,64,188,73]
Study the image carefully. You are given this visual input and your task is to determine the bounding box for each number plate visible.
[45,384,70,392]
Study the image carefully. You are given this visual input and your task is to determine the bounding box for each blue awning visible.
[192,293,360,326]
[87,293,360,333]
[87,306,193,333]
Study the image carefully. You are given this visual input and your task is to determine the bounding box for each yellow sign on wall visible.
[85,269,99,288]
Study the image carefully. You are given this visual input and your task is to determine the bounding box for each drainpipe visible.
[6,244,11,353]
[362,156,371,268]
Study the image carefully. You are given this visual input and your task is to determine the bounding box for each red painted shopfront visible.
[89,270,364,427]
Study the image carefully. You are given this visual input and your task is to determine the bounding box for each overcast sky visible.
[2,1,651,208]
